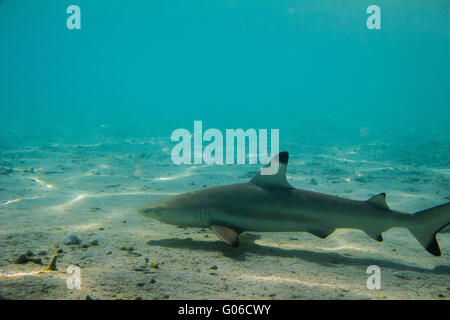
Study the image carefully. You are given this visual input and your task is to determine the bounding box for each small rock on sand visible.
[119,246,133,252]
[63,233,80,245]
[393,272,411,280]
[14,252,42,265]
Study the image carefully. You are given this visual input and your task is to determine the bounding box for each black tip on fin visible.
[426,235,441,257]
[367,193,389,209]
[278,152,289,164]
[308,229,334,239]
[365,230,384,242]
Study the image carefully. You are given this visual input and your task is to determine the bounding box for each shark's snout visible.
[138,203,165,219]
[138,195,202,227]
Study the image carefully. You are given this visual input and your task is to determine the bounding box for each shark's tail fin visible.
[408,202,450,256]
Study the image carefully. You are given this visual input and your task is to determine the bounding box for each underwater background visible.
[1,0,449,140]
[0,0,449,299]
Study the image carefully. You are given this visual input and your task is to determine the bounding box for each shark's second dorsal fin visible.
[249,152,294,189]
[367,193,389,209]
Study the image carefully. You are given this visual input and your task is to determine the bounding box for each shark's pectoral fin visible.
[211,225,240,247]
[307,228,335,239]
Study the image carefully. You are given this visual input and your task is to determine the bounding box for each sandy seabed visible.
[0,131,449,300]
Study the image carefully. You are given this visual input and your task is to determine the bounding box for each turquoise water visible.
[0,1,448,138]
[0,1,449,300]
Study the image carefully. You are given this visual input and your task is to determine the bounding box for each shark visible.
[139,152,450,256]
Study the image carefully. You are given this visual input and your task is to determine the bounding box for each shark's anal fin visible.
[365,230,384,242]
[367,193,389,209]
[307,228,335,239]
[250,152,294,189]
[211,225,240,247]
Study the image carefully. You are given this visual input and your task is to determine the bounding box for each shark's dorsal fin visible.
[249,152,294,189]
[367,193,389,209]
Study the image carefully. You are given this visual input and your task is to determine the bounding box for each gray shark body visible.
[139,152,450,256]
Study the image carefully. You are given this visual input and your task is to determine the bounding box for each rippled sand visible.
[0,132,449,299]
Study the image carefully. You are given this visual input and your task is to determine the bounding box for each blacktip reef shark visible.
[139,152,450,256]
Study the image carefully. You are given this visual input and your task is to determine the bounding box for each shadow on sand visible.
[147,233,450,275]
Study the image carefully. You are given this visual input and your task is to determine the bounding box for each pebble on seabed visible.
[63,233,80,245]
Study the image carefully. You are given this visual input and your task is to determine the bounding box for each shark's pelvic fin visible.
[250,151,294,189]
[211,225,240,247]
[367,193,389,209]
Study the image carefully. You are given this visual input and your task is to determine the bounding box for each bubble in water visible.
[360,127,370,137]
